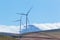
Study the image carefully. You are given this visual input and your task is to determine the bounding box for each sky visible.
[0,0,60,34]
[0,0,60,26]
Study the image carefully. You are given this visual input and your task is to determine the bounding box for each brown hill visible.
[0,35,17,40]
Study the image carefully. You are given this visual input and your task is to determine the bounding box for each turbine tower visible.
[17,7,32,30]
[14,16,22,33]
[19,16,22,33]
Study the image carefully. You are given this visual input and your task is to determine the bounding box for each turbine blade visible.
[16,13,26,15]
[13,16,22,22]
[27,7,33,15]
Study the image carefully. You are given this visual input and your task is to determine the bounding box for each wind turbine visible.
[14,16,22,34]
[17,7,32,30]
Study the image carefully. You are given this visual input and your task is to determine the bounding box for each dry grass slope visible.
[0,35,17,40]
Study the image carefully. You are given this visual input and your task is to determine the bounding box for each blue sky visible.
[0,0,60,26]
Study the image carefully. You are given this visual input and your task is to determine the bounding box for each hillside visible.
[18,29,60,40]
[0,35,17,40]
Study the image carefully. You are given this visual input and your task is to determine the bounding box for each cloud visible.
[0,23,60,34]
[33,23,60,30]
[0,25,25,34]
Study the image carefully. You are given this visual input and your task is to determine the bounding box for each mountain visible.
[20,25,41,34]
[0,25,41,38]
[0,24,60,38]
[0,32,17,36]
[19,24,60,34]
[0,25,42,37]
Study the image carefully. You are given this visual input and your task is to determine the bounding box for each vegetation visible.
[0,35,17,40]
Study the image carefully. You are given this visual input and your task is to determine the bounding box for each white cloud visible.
[0,25,25,34]
[0,23,60,34]
[33,23,60,30]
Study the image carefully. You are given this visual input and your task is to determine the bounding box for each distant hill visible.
[0,27,60,38]
[20,25,41,34]
[0,32,17,36]
[0,24,60,34]
[0,25,41,38]
[0,25,60,38]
